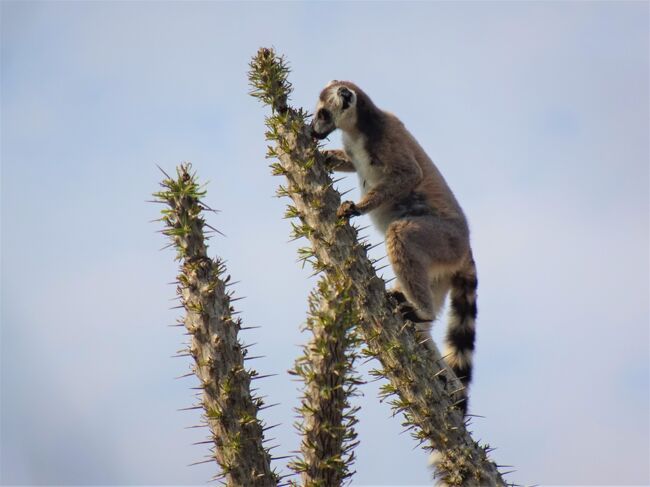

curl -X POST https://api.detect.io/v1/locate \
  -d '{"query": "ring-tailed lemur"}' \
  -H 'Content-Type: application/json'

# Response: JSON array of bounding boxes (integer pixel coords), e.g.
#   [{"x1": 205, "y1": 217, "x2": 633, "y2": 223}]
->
[{"x1": 309, "y1": 80, "x2": 478, "y2": 414}]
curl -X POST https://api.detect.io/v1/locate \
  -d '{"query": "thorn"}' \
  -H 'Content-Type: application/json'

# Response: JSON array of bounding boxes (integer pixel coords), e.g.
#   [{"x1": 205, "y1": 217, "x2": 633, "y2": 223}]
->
[
  {"x1": 399, "y1": 425, "x2": 416, "y2": 435},
  {"x1": 208, "y1": 473, "x2": 227, "y2": 483},
  {"x1": 451, "y1": 398, "x2": 467, "y2": 408},
  {"x1": 359, "y1": 356, "x2": 375, "y2": 366},
  {"x1": 204, "y1": 223, "x2": 226, "y2": 237},
  {"x1": 178, "y1": 405, "x2": 203, "y2": 411},
  {"x1": 437, "y1": 352, "x2": 453, "y2": 362},
  {"x1": 174, "y1": 372, "x2": 195, "y2": 380},
  {"x1": 258, "y1": 402, "x2": 280, "y2": 411},
  {"x1": 197, "y1": 201, "x2": 220, "y2": 214},
  {"x1": 156, "y1": 164, "x2": 172, "y2": 179},
  {"x1": 187, "y1": 458, "x2": 215, "y2": 467},
  {"x1": 251, "y1": 374, "x2": 278, "y2": 380},
  {"x1": 412, "y1": 438, "x2": 428, "y2": 450},
  {"x1": 449, "y1": 386, "x2": 466, "y2": 395},
  {"x1": 192, "y1": 439, "x2": 215, "y2": 445},
  {"x1": 367, "y1": 375, "x2": 385, "y2": 383},
  {"x1": 229, "y1": 296, "x2": 246, "y2": 302}
]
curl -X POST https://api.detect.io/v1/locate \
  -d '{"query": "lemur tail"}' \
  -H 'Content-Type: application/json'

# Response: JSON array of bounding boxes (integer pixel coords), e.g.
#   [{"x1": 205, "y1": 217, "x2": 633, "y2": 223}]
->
[{"x1": 444, "y1": 255, "x2": 478, "y2": 415}]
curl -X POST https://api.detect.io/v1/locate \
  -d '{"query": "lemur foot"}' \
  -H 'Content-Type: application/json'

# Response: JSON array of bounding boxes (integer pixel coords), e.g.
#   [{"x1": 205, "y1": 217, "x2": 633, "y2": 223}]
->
[
  {"x1": 388, "y1": 290, "x2": 431, "y2": 323},
  {"x1": 397, "y1": 302, "x2": 432, "y2": 323},
  {"x1": 322, "y1": 149, "x2": 345, "y2": 166}
]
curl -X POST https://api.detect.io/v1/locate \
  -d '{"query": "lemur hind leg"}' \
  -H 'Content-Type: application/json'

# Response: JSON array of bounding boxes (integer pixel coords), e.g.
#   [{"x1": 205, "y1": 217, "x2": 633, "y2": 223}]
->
[
  {"x1": 386, "y1": 218, "x2": 436, "y2": 322},
  {"x1": 385, "y1": 216, "x2": 467, "y2": 324}
]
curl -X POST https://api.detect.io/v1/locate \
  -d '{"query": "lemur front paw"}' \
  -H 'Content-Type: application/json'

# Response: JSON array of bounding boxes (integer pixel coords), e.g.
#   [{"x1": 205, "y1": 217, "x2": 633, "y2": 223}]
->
[
  {"x1": 387, "y1": 290, "x2": 408, "y2": 305},
  {"x1": 337, "y1": 200, "x2": 361, "y2": 219},
  {"x1": 321, "y1": 150, "x2": 338, "y2": 170}
]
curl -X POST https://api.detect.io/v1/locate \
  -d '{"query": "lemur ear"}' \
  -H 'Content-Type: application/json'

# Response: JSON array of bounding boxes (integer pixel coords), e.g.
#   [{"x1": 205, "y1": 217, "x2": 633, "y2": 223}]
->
[{"x1": 338, "y1": 86, "x2": 354, "y2": 110}]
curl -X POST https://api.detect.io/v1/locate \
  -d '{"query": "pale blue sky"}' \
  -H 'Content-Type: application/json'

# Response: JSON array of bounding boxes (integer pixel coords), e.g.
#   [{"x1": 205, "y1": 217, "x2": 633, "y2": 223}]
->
[{"x1": 2, "y1": 1, "x2": 648, "y2": 485}]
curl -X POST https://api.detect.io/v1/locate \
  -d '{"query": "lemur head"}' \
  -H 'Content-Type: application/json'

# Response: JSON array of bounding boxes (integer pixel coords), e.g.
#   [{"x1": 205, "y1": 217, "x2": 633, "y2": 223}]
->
[{"x1": 310, "y1": 80, "x2": 360, "y2": 140}]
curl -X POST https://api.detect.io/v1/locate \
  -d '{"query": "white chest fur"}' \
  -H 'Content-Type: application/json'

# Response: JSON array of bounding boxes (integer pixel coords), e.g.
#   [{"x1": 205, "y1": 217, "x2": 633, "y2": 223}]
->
[
  {"x1": 342, "y1": 131, "x2": 392, "y2": 234},
  {"x1": 342, "y1": 132, "x2": 380, "y2": 195}
]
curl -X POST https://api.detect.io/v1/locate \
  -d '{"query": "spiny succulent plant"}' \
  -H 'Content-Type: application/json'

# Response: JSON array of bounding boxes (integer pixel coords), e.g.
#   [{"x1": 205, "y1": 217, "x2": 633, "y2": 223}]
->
[
  {"x1": 154, "y1": 164, "x2": 279, "y2": 487},
  {"x1": 288, "y1": 274, "x2": 362, "y2": 486},
  {"x1": 248, "y1": 47, "x2": 508, "y2": 486}
]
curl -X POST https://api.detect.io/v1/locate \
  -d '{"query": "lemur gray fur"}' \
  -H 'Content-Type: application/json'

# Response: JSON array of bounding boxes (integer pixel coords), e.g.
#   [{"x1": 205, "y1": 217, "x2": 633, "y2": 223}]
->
[{"x1": 309, "y1": 80, "x2": 478, "y2": 414}]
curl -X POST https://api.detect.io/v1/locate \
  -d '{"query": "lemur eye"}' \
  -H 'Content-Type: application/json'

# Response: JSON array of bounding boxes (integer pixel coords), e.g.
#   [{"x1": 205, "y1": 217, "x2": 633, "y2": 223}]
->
[
  {"x1": 317, "y1": 108, "x2": 331, "y2": 122},
  {"x1": 338, "y1": 86, "x2": 353, "y2": 109}
]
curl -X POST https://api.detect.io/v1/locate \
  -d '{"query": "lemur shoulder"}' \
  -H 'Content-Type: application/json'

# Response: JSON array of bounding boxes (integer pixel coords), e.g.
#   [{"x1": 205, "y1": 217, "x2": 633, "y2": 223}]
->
[{"x1": 310, "y1": 80, "x2": 478, "y2": 414}]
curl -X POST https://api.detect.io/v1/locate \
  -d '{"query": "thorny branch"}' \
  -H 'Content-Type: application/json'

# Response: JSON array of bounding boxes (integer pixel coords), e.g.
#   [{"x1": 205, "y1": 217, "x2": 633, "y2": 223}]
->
[
  {"x1": 155, "y1": 164, "x2": 279, "y2": 487},
  {"x1": 249, "y1": 47, "x2": 508, "y2": 486}
]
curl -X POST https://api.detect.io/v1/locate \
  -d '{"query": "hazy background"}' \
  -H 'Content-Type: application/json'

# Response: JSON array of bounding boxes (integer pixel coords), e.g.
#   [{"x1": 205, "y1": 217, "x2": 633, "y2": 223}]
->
[{"x1": 2, "y1": 1, "x2": 648, "y2": 485}]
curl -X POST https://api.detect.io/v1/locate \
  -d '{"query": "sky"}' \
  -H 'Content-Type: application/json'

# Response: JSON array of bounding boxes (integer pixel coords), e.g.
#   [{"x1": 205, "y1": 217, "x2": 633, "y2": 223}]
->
[{"x1": 1, "y1": 1, "x2": 648, "y2": 485}]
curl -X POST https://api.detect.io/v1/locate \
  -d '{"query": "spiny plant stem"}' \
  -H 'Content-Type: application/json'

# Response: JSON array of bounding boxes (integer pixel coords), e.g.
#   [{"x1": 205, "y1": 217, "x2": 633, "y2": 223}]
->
[
  {"x1": 249, "y1": 47, "x2": 507, "y2": 487},
  {"x1": 155, "y1": 164, "x2": 278, "y2": 487},
  {"x1": 289, "y1": 275, "x2": 362, "y2": 486}
]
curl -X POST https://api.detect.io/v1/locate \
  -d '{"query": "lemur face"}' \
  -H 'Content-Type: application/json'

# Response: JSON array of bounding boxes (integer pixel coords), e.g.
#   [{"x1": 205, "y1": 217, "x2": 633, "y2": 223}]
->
[{"x1": 310, "y1": 81, "x2": 357, "y2": 140}]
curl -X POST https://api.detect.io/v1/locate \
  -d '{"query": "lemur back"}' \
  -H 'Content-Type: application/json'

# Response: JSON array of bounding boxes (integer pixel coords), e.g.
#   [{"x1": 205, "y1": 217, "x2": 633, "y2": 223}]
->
[{"x1": 310, "y1": 81, "x2": 478, "y2": 414}]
